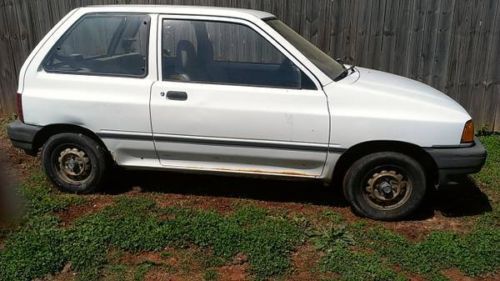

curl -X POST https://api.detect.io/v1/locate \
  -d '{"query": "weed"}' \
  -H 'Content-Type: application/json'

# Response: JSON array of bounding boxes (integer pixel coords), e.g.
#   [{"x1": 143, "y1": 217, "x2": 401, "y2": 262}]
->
[
  {"x1": 203, "y1": 268, "x2": 219, "y2": 281},
  {"x1": 312, "y1": 225, "x2": 355, "y2": 250},
  {"x1": 134, "y1": 262, "x2": 155, "y2": 281},
  {"x1": 322, "y1": 210, "x2": 345, "y2": 224},
  {"x1": 160, "y1": 251, "x2": 172, "y2": 258},
  {"x1": 313, "y1": 225, "x2": 404, "y2": 281}
]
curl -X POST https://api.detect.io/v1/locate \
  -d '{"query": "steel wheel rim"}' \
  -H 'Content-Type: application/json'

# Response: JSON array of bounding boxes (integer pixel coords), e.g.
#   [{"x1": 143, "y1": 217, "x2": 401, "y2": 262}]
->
[
  {"x1": 362, "y1": 166, "x2": 413, "y2": 211},
  {"x1": 54, "y1": 146, "x2": 92, "y2": 185}
]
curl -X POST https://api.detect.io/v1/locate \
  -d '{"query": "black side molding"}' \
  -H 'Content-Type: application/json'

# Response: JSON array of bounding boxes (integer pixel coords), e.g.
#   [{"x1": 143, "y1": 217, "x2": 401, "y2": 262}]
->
[
  {"x1": 7, "y1": 120, "x2": 42, "y2": 155},
  {"x1": 97, "y1": 131, "x2": 348, "y2": 153}
]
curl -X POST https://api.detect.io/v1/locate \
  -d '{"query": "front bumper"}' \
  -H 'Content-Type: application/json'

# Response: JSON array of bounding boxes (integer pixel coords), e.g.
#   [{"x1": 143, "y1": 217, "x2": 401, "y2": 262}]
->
[
  {"x1": 7, "y1": 120, "x2": 42, "y2": 155},
  {"x1": 425, "y1": 137, "x2": 487, "y2": 185}
]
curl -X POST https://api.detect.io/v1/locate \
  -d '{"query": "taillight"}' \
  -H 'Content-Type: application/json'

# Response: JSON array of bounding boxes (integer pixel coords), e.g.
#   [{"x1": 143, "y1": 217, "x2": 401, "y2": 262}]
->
[
  {"x1": 16, "y1": 93, "x2": 24, "y2": 123},
  {"x1": 461, "y1": 120, "x2": 474, "y2": 143}
]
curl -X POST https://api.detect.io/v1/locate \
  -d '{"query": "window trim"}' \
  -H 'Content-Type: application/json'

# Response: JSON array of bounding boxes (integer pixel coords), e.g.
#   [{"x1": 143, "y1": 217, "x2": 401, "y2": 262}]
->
[
  {"x1": 157, "y1": 15, "x2": 320, "y2": 90},
  {"x1": 41, "y1": 12, "x2": 151, "y2": 79}
]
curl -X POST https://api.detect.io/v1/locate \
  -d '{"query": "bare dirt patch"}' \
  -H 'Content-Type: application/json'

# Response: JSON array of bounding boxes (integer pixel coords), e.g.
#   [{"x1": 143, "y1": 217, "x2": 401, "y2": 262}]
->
[
  {"x1": 380, "y1": 214, "x2": 475, "y2": 241},
  {"x1": 143, "y1": 267, "x2": 204, "y2": 281},
  {"x1": 286, "y1": 243, "x2": 335, "y2": 281},
  {"x1": 0, "y1": 129, "x2": 38, "y2": 181},
  {"x1": 120, "y1": 251, "x2": 167, "y2": 266},
  {"x1": 215, "y1": 253, "x2": 250, "y2": 281},
  {"x1": 217, "y1": 263, "x2": 249, "y2": 281},
  {"x1": 143, "y1": 268, "x2": 175, "y2": 281},
  {"x1": 57, "y1": 196, "x2": 114, "y2": 226},
  {"x1": 442, "y1": 268, "x2": 500, "y2": 281},
  {"x1": 153, "y1": 193, "x2": 236, "y2": 214},
  {"x1": 114, "y1": 247, "x2": 207, "y2": 281}
]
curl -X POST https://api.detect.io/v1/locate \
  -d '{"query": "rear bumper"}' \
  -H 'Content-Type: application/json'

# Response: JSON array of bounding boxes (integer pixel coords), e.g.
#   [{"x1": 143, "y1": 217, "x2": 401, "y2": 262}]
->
[
  {"x1": 7, "y1": 120, "x2": 42, "y2": 155},
  {"x1": 425, "y1": 137, "x2": 487, "y2": 185}
]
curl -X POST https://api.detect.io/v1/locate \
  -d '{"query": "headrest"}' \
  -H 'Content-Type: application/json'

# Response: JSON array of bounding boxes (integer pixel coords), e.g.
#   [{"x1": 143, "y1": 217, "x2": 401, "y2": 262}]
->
[{"x1": 176, "y1": 40, "x2": 197, "y2": 70}]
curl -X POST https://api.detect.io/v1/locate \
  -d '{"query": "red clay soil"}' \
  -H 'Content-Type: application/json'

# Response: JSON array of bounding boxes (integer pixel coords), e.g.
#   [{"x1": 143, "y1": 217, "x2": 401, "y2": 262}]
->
[
  {"x1": 216, "y1": 253, "x2": 250, "y2": 281},
  {"x1": 153, "y1": 193, "x2": 236, "y2": 214},
  {"x1": 0, "y1": 129, "x2": 38, "y2": 181},
  {"x1": 442, "y1": 268, "x2": 500, "y2": 281},
  {"x1": 140, "y1": 248, "x2": 205, "y2": 281},
  {"x1": 379, "y1": 214, "x2": 475, "y2": 242},
  {"x1": 404, "y1": 273, "x2": 428, "y2": 281},
  {"x1": 113, "y1": 247, "x2": 233, "y2": 281},
  {"x1": 56, "y1": 196, "x2": 115, "y2": 226},
  {"x1": 119, "y1": 251, "x2": 171, "y2": 267},
  {"x1": 217, "y1": 264, "x2": 249, "y2": 281},
  {"x1": 143, "y1": 269, "x2": 180, "y2": 281},
  {"x1": 286, "y1": 243, "x2": 335, "y2": 281},
  {"x1": 118, "y1": 249, "x2": 252, "y2": 281}
]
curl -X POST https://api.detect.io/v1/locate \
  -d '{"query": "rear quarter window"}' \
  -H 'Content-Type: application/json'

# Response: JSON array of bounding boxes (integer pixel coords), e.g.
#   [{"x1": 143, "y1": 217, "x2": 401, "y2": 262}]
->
[{"x1": 43, "y1": 13, "x2": 150, "y2": 78}]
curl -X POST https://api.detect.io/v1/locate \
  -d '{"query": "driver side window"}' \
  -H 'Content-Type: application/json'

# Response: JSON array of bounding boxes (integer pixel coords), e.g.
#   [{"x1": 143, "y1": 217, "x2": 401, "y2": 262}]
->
[
  {"x1": 43, "y1": 14, "x2": 150, "y2": 77},
  {"x1": 162, "y1": 19, "x2": 316, "y2": 89}
]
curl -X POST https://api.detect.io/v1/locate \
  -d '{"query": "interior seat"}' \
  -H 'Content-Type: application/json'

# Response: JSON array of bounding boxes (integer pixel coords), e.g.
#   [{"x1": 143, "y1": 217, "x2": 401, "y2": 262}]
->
[
  {"x1": 197, "y1": 40, "x2": 228, "y2": 83},
  {"x1": 172, "y1": 40, "x2": 207, "y2": 81}
]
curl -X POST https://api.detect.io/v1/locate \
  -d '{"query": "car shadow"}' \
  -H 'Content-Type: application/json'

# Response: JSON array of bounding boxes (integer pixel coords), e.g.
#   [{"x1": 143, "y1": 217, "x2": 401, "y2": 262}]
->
[
  {"x1": 102, "y1": 168, "x2": 492, "y2": 219},
  {"x1": 410, "y1": 176, "x2": 492, "y2": 220},
  {"x1": 103, "y1": 167, "x2": 348, "y2": 207}
]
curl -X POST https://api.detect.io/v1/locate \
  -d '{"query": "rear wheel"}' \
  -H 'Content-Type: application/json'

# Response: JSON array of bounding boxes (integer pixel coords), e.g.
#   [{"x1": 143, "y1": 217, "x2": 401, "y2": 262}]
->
[
  {"x1": 343, "y1": 152, "x2": 426, "y2": 220},
  {"x1": 41, "y1": 133, "x2": 107, "y2": 194}
]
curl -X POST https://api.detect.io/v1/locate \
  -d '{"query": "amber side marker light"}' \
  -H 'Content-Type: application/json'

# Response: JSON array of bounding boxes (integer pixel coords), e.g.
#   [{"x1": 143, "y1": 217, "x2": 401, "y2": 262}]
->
[{"x1": 461, "y1": 120, "x2": 474, "y2": 143}]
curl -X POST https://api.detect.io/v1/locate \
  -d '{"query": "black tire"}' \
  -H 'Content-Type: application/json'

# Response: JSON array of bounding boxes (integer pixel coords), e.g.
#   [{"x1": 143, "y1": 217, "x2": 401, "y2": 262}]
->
[
  {"x1": 343, "y1": 152, "x2": 426, "y2": 221},
  {"x1": 41, "y1": 133, "x2": 107, "y2": 194}
]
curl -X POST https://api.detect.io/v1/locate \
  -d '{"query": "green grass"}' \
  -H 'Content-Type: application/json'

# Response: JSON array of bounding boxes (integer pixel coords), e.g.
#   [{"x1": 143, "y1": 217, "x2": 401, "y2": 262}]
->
[
  {"x1": 0, "y1": 215, "x2": 66, "y2": 281},
  {"x1": 351, "y1": 225, "x2": 500, "y2": 279},
  {"x1": 0, "y1": 129, "x2": 498, "y2": 281},
  {"x1": 473, "y1": 135, "x2": 500, "y2": 190},
  {"x1": 0, "y1": 196, "x2": 305, "y2": 281},
  {"x1": 19, "y1": 171, "x2": 86, "y2": 217},
  {"x1": 312, "y1": 225, "x2": 405, "y2": 281}
]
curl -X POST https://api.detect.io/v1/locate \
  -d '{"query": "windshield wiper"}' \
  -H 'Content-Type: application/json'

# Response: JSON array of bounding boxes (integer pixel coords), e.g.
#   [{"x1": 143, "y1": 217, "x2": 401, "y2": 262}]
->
[{"x1": 334, "y1": 64, "x2": 356, "y2": 81}]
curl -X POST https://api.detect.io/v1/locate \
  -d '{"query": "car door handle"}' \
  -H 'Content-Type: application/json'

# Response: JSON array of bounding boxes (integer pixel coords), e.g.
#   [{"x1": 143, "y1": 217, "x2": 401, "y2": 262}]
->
[{"x1": 166, "y1": 91, "x2": 187, "y2": 101}]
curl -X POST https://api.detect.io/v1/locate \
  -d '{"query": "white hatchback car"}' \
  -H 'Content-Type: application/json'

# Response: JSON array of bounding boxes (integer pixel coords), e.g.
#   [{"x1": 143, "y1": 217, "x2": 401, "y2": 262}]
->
[{"x1": 7, "y1": 5, "x2": 486, "y2": 220}]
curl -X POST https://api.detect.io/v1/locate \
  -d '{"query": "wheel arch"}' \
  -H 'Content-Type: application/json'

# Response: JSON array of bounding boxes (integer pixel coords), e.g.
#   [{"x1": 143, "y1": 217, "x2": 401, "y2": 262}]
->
[
  {"x1": 331, "y1": 140, "x2": 438, "y2": 188},
  {"x1": 33, "y1": 124, "x2": 110, "y2": 156}
]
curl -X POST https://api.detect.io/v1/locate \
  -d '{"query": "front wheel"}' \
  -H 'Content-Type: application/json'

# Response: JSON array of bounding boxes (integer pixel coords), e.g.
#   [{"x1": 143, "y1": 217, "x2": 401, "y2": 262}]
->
[
  {"x1": 41, "y1": 133, "x2": 108, "y2": 194},
  {"x1": 343, "y1": 152, "x2": 426, "y2": 221}
]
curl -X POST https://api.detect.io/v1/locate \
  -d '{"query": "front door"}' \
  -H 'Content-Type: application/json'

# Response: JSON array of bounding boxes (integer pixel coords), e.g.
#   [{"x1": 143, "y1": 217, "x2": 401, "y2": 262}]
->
[{"x1": 150, "y1": 16, "x2": 330, "y2": 177}]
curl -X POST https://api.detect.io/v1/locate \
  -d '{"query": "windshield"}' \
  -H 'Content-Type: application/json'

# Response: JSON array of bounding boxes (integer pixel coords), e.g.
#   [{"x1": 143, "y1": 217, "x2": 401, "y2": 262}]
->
[{"x1": 266, "y1": 19, "x2": 344, "y2": 82}]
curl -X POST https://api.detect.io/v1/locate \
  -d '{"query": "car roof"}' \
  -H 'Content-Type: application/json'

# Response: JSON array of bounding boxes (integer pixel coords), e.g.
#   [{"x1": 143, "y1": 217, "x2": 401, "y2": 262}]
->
[{"x1": 82, "y1": 5, "x2": 275, "y2": 20}]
